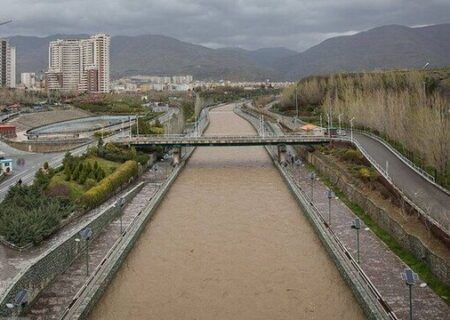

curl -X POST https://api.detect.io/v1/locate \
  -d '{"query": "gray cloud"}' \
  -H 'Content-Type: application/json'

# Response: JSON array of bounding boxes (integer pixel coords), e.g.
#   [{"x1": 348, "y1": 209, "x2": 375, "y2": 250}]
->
[{"x1": 1, "y1": 0, "x2": 450, "y2": 51}]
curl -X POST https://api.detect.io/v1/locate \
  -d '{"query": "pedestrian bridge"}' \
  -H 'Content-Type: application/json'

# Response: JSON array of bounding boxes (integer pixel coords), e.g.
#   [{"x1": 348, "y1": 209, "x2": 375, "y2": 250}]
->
[{"x1": 114, "y1": 134, "x2": 336, "y2": 147}]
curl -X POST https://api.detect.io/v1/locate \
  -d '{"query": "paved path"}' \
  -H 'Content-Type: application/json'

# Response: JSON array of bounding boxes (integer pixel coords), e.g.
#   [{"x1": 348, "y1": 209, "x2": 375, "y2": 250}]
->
[
  {"x1": 354, "y1": 132, "x2": 450, "y2": 234},
  {"x1": 254, "y1": 104, "x2": 450, "y2": 235},
  {"x1": 26, "y1": 168, "x2": 170, "y2": 319},
  {"x1": 285, "y1": 162, "x2": 450, "y2": 320}
]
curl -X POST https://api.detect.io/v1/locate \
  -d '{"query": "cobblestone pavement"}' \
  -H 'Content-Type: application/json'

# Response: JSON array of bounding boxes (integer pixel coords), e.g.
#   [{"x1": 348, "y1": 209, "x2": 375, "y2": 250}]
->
[
  {"x1": 285, "y1": 163, "x2": 450, "y2": 320},
  {"x1": 26, "y1": 168, "x2": 169, "y2": 319}
]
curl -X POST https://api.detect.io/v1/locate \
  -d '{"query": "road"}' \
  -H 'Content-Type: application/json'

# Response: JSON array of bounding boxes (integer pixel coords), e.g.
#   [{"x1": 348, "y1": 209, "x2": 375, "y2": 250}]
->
[
  {"x1": 254, "y1": 102, "x2": 450, "y2": 234},
  {"x1": 354, "y1": 132, "x2": 450, "y2": 233},
  {"x1": 0, "y1": 130, "x2": 128, "y2": 201},
  {"x1": 0, "y1": 141, "x2": 62, "y2": 199}
]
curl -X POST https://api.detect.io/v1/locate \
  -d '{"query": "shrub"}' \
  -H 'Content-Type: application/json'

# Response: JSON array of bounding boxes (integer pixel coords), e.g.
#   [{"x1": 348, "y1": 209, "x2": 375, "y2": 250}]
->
[
  {"x1": 341, "y1": 149, "x2": 364, "y2": 164},
  {"x1": 34, "y1": 168, "x2": 52, "y2": 190},
  {"x1": 136, "y1": 153, "x2": 150, "y2": 166},
  {"x1": 0, "y1": 185, "x2": 76, "y2": 246},
  {"x1": 358, "y1": 167, "x2": 379, "y2": 182},
  {"x1": 85, "y1": 178, "x2": 97, "y2": 190},
  {"x1": 80, "y1": 160, "x2": 138, "y2": 208}
]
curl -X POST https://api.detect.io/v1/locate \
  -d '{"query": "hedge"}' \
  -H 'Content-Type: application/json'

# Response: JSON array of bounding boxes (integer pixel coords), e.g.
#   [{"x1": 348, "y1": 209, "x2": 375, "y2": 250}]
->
[{"x1": 80, "y1": 160, "x2": 138, "y2": 209}]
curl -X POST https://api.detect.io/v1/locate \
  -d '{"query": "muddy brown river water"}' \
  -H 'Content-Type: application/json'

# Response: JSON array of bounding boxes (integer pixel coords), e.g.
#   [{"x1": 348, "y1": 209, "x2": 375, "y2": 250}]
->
[{"x1": 90, "y1": 104, "x2": 365, "y2": 319}]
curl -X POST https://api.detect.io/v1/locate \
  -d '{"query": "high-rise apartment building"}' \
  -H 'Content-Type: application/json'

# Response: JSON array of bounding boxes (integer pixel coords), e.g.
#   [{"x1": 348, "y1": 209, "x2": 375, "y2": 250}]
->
[
  {"x1": 0, "y1": 39, "x2": 16, "y2": 88},
  {"x1": 46, "y1": 34, "x2": 110, "y2": 93},
  {"x1": 21, "y1": 72, "x2": 37, "y2": 88}
]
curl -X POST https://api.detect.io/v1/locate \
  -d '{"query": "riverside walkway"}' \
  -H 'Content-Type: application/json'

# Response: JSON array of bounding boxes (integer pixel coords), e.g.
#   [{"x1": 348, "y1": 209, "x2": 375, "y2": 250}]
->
[
  {"x1": 285, "y1": 162, "x2": 450, "y2": 319},
  {"x1": 26, "y1": 173, "x2": 164, "y2": 319}
]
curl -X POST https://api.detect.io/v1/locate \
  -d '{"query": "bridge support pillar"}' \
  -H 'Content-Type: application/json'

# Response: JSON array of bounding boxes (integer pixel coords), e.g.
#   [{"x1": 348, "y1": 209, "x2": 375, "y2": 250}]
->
[
  {"x1": 278, "y1": 145, "x2": 287, "y2": 166},
  {"x1": 172, "y1": 147, "x2": 181, "y2": 166}
]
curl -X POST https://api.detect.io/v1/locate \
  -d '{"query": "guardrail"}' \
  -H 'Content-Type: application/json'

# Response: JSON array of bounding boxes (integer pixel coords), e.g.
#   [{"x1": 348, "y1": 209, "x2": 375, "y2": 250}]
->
[
  {"x1": 245, "y1": 105, "x2": 450, "y2": 239},
  {"x1": 355, "y1": 130, "x2": 450, "y2": 197},
  {"x1": 349, "y1": 136, "x2": 450, "y2": 240},
  {"x1": 115, "y1": 135, "x2": 332, "y2": 145}
]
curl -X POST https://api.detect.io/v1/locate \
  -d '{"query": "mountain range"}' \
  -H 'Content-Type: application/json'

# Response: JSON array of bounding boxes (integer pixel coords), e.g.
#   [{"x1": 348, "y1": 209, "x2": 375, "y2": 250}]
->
[{"x1": 6, "y1": 23, "x2": 450, "y2": 81}]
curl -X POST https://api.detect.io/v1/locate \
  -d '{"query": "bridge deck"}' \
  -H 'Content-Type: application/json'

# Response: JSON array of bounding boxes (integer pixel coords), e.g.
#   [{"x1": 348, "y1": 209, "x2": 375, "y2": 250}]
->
[{"x1": 115, "y1": 135, "x2": 336, "y2": 146}]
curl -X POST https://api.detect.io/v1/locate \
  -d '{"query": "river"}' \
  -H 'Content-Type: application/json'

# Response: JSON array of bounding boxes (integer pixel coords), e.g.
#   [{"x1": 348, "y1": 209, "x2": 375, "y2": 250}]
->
[{"x1": 90, "y1": 104, "x2": 364, "y2": 319}]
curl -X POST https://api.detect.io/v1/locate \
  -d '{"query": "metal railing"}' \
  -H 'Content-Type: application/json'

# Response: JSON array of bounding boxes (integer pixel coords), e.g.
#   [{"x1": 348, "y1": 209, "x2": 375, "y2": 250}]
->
[
  {"x1": 350, "y1": 137, "x2": 449, "y2": 238},
  {"x1": 355, "y1": 130, "x2": 450, "y2": 197},
  {"x1": 284, "y1": 168, "x2": 399, "y2": 320}
]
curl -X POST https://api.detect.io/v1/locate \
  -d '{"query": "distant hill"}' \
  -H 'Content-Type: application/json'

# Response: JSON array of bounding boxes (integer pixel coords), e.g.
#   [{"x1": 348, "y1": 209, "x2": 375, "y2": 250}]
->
[
  {"x1": 8, "y1": 34, "x2": 292, "y2": 81},
  {"x1": 110, "y1": 35, "x2": 284, "y2": 80},
  {"x1": 6, "y1": 23, "x2": 450, "y2": 81},
  {"x1": 276, "y1": 24, "x2": 450, "y2": 79}
]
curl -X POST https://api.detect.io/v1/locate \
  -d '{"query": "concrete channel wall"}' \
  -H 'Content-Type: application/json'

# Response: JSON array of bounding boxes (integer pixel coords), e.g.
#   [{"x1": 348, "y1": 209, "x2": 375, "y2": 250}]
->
[
  {"x1": 307, "y1": 152, "x2": 450, "y2": 286},
  {"x1": 0, "y1": 182, "x2": 145, "y2": 317},
  {"x1": 235, "y1": 107, "x2": 394, "y2": 320}
]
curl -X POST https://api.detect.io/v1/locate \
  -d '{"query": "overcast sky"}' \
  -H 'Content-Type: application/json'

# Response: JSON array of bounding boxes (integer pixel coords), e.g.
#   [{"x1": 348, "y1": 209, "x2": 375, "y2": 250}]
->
[{"x1": 1, "y1": 0, "x2": 450, "y2": 51}]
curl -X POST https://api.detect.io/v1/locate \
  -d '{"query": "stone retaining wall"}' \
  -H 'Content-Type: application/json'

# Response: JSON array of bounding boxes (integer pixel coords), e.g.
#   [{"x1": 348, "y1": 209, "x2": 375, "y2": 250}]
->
[
  {"x1": 2, "y1": 138, "x2": 89, "y2": 153},
  {"x1": 0, "y1": 182, "x2": 145, "y2": 317},
  {"x1": 306, "y1": 151, "x2": 450, "y2": 285}
]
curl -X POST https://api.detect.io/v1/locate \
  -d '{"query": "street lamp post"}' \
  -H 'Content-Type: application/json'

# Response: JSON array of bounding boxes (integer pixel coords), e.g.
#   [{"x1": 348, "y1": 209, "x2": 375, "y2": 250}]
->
[
  {"x1": 309, "y1": 172, "x2": 316, "y2": 202},
  {"x1": 338, "y1": 114, "x2": 343, "y2": 135},
  {"x1": 79, "y1": 227, "x2": 93, "y2": 276},
  {"x1": 401, "y1": 268, "x2": 418, "y2": 320},
  {"x1": 350, "y1": 117, "x2": 355, "y2": 142},
  {"x1": 117, "y1": 197, "x2": 125, "y2": 234},
  {"x1": 327, "y1": 190, "x2": 335, "y2": 226},
  {"x1": 351, "y1": 218, "x2": 361, "y2": 263}
]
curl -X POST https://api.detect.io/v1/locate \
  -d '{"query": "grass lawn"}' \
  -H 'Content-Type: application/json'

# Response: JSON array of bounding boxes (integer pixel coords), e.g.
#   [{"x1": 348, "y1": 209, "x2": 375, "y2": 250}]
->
[
  {"x1": 47, "y1": 174, "x2": 85, "y2": 200},
  {"x1": 84, "y1": 156, "x2": 120, "y2": 175},
  {"x1": 48, "y1": 156, "x2": 121, "y2": 201}
]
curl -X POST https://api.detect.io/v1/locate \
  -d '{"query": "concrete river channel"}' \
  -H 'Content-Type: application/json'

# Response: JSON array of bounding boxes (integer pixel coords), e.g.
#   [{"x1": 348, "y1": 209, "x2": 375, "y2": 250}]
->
[{"x1": 90, "y1": 104, "x2": 364, "y2": 319}]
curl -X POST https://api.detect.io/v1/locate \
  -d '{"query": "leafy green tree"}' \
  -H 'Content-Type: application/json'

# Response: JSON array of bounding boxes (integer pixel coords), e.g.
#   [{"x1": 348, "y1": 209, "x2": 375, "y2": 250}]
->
[{"x1": 34, "y1": 169, "x2": 51, "y2": 190}]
